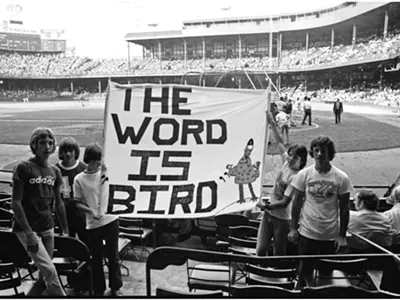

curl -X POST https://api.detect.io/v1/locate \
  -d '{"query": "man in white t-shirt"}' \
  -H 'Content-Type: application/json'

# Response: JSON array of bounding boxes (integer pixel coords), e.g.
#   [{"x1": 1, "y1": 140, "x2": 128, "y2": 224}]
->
[
  {"x1": 74, "y1": 144, "x2": 123, "y2": 297},
  {"x1": 275, "y1": 110, "x2": 290, "y2": 145},
  {"x1": 287, "y1": 136, "x2": 353, "y2": 288}
]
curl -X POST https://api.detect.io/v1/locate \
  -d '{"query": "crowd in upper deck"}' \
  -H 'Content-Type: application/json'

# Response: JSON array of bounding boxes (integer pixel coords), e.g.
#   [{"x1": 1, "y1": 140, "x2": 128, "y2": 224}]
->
[{"x1": 0, "y1": 29, "x2": 400, "y2": 77}]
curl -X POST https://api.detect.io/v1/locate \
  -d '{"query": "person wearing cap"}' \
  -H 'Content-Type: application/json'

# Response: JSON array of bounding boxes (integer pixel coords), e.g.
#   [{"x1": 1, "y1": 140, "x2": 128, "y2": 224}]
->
[{"x1": 333, "y1": 98, "x2": 343, "y2": 124}]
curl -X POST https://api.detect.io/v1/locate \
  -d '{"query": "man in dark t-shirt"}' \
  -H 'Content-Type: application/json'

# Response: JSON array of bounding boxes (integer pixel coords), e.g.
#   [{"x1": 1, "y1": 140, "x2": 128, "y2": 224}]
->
[{"x1": 11, "y1": 127, "x2": 68, "y2": 296}]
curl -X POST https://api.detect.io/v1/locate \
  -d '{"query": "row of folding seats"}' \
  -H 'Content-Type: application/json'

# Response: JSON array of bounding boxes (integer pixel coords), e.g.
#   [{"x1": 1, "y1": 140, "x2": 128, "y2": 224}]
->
[
  {"x1": 155, "y1": 284, "x2": 400, "y2": 298},
  {"x1": 187, "y1": 212, "x2": 387, "y2": 295}
]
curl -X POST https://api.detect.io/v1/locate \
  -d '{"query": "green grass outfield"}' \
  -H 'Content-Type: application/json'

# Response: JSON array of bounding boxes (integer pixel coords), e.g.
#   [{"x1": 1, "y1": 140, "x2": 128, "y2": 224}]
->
[{"x1": 1, "y1": 104, "x2": 400, "y2": 154}]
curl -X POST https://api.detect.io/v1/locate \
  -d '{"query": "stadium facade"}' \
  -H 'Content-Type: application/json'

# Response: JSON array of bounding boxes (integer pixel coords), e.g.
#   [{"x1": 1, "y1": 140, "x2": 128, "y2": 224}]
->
[{"x1": 1, "y1": 1, "x2": 400, "y2": 96}]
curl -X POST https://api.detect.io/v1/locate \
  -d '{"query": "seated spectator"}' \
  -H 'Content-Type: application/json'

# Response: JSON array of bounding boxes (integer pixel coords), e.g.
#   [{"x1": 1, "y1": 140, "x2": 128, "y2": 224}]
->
[
  {"x1": 348, "y1": 190, "x2": 400, "y2": 250},
  {"x1": 384, "y1": 186, "x2": 400, "y2": 231},
  {"x1": 348, "y1": 190, "x2": 400, "y2": 294}
]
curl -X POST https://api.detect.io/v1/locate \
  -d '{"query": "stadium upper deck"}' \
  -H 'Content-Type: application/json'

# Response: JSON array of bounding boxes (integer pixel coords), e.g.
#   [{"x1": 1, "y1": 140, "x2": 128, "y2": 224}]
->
[
  {"x1": 2, "y1": 2, "x2": 400, "y2": 96},
  {"x1": 125, "y1": 2, "x2": 399, "y2": 64}
]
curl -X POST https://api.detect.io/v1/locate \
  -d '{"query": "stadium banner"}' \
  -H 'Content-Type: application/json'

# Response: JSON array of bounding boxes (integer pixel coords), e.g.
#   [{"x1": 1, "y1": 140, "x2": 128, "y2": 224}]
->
[{"x1": 102, "y1": 82, "x2": 268, "y2": 219}]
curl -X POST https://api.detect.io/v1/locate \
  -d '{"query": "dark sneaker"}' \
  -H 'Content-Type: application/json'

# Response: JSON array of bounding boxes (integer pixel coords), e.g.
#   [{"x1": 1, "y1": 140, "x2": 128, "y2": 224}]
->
[{"x1": 111, "y1": 289, "x2": 124, "y2": 297}]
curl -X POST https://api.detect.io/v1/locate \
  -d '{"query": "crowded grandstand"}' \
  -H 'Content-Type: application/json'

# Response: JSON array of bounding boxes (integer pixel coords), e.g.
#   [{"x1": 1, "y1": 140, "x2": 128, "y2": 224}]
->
[
  {"x1": 2, "y1": 1, "x2": 400, "y2": 298},
  {"x1": 1, "y1": 2, "x2": 400, "y2": 108}
]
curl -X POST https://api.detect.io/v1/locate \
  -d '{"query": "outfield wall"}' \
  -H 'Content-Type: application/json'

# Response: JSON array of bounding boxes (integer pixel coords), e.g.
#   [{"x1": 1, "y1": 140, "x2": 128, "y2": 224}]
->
[{"x1": 0, "y1": 95, "x2": 105, "y2": 102}]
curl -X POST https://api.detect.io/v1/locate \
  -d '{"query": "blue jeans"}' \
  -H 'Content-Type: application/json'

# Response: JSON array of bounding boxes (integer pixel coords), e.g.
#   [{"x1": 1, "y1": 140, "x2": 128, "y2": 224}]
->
[
  {"x1": 256, "y1": 212, "x2": 290, "y2": 256},
  {"x1": 15, "y1": 229, "x2": 66, "y2": 296},
  {"x1": 297, "y1": 234, "x2": 335, "y2": 288},
  {"x1": 88, "y1": 219, "x2": 123, "y2": 295}
]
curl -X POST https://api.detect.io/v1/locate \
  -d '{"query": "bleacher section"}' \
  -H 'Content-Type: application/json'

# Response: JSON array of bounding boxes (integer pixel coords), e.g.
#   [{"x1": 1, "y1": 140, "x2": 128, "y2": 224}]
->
[{"x1": 0, "y1": 29, "x2": 400, "y2": 77}]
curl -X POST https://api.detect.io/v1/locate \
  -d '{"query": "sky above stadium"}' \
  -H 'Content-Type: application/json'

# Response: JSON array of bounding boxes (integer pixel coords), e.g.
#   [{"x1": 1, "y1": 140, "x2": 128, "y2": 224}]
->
[{"x1": 2, "y1": 0, "x2": 352, "y2": 58}]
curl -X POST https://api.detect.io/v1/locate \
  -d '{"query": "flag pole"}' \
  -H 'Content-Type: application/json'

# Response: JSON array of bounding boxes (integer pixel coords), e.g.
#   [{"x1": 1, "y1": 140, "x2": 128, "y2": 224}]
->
[{"x1": 259, "y1": 84, "x2": 271, "y2": 203}]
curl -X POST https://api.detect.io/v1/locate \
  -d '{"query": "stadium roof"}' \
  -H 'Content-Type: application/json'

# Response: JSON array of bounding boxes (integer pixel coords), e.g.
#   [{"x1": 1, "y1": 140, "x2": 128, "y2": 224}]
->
[
  {"x1": 125, "y1": 2, "x2": 389, "y2": 42},
  {"x1": 181, "y1": 1, "x2": 354, "y2": 24}
]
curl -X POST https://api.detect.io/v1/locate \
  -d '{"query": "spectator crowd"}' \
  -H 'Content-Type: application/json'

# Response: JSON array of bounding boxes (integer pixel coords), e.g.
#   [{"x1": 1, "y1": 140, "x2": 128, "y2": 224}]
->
[{"x1": 0, "y1": 30, "x2": 400, "y2": 77}]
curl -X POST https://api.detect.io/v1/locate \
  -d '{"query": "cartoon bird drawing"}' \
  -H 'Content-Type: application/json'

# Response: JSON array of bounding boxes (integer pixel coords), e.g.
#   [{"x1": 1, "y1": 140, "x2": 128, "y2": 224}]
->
[{"x1": 226, "y1": 138, "x2": 261, "y2": 203}]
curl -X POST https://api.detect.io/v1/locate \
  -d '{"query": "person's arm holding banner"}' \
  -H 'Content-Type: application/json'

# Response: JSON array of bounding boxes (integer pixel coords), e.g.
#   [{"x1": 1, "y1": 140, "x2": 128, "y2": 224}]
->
[
  {"x1": 266, "y1": 111, "x2": 285, "y2": 157},
  {"x1": 256, "y1": 112, "x2": 286, "y2": 210}
]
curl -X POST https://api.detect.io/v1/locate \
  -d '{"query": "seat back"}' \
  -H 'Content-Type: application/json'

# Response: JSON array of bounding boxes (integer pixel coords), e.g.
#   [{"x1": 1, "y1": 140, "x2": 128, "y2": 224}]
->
[
  {"x1": 303, "y1": 285, "x2": 381, "y2": 298},
  {"x1": 54, "y1": 235, "x2": 91, "y2": 262},
  {"x1": 314, "y1": 258, "x2": 368, "y2": 287},
  {"x1": 215, "y1": 213, "x2": 249, "y2": 227},
  {"x1": 119, "y1": 226, "x2": 145, "y2": 236},
  {"x1": 193, "y1": 217, "x2": 216, "y2": 233},
  {"x1": 0, "y1": 208, "x2": 13, "y2": 229},
  {"x1": 156, "y1": 286, "x2": 223, "y2": 297},
  {"x1": 245, "y1": 264, "x2": 297, "y2": 289},
  {"x1": 246, "y1": 264, "x2": 297, "y2": 279},
  {"x1": 53, "y1": 236, "x2": 92, "y2": 295},
  {"x1": 118, "y1": 217, "x2": 145, "y2": 228},
  {"x1": 0, "y1": 262, "x2": 24, "y2": 296},
  {"x1": 118, "y1": 217, "x2": 148, "y2": 236},
  {"x1": 317, "y1": 258, "x2": 367, "y2": 274},
  {"x1": 0, "y1": 169, "x2": 12, "y2": 197},
  {"x1": 258, "y1": 258, "x2": 298, "y2": 270},
  {"x1": 348, "y1": 231, "x2": 391, "y2": 250},
  {"x1": 0, "y1": 219, "x2": 12, "y2": 229},
  {"x1": 229, "y1": 225, "x2": 258, "y2": 239},
  {"x1": 228, "y1": 236, "x2": 257, "y2": 255},
  {"x1": 215, "y1": 214, "x2": 249, "y2": 242},
  {"x1": 248, "y1": 219, "x2": 261, "y2": 229},
  {"x1": 0, "y1": 230, "x2": 31, "y2": 266},
  {"x1": 118, "y1": 217, "x2": 152, "y2": 243},
  {"x1": 230, "y1": 284, "x2": 301, "y2": 298},
  {"x1": 0, "y1": 208, "x2": 13, "y2": 220}
]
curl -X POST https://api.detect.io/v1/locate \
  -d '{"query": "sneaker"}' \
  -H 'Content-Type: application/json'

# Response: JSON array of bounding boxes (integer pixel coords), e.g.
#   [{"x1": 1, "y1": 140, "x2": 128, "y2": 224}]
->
[
  {"x1": 105, "y1": 289, "x2": 124, "y2": 297},
  {"x1": 111, "y1": 289, "x2": 124, "y2": 297}
]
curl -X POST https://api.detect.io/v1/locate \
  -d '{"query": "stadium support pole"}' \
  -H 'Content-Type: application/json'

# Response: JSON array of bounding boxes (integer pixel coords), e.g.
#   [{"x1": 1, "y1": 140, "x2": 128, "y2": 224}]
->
[
  {"x1": 238, "y1": 36, "x2": 242, "y2": 60},
  {"x1": 183, "y1": 40, "x2": 187, "y2": 69},
  {"x1": 244, "y1": 71, "x2": 256, "y2": 90},
  {"x1": 269, "y1": 16, "x2": 273, "y2": 70},
  {"x1": 158, "y1": 42, "x2": 162, "y2": 70},
  {"x1": 305, "y1": 32, "x2": 309, "y2": 60},
  {"x1": 263, "y1": 71, "x2": 280, "y2": 96},
  {"x1": 98, "y1": 81, "x2": 101, "y2": 98},
  {"x1": 259, "y1": 84, "x2": 272, "y2": 201},
  {"x1": 202, "y1": 38, "x2": 206, "y2": 70},
  {"x1": 384, "y1": 9, "x2": 389, "y2": 42},
  {"x1": 127, "y1": 42, "x2": 131, "y2": 73}
]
